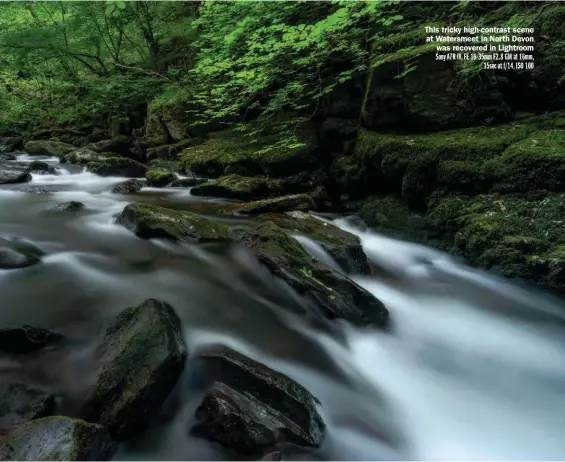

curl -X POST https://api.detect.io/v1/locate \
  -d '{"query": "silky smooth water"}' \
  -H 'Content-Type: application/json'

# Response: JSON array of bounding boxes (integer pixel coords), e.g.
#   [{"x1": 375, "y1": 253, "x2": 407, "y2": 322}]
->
[{"x1": 1, "y1": 154, "x2": 565, "y2": 460}]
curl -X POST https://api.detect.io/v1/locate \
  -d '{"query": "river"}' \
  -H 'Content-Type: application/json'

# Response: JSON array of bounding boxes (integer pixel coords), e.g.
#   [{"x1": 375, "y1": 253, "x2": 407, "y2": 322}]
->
[{"x1": 1, "y1": 153, "x2": 565, "y2": 460}]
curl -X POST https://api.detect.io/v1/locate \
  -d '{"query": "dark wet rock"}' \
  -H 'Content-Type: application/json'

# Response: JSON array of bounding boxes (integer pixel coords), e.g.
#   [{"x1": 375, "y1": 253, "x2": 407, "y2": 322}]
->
[
  {"x1": 79, "y1": 299, "x2": 187, "y2": 440},
  {"x1": 116, "y1": 204, "x2": 229, "y2": 243},
  {"x1": 237, "y1": 222, "x2": 388, "y2": 327},
  {"x1": 190, "y1": 348, "x2": 325, "y2": 456},
  {"x1": 85, "y1": 136, "x2": 132, "y2": 157},
  {"x1": 0, "y1": 416, "x2": 116, "y2": 461},
  {"x1": 145, "y1": 169, "x2": 177, "y2": 187},
  {"x1": 0, "y1": 247, "x2": 40, "y2": 269},
  {"x1": 86, "y1": 157, "x2": 148, "y2": 178},
  {"x1": 111, "y1": 179, "x2": 143, "y2": 194},
  {"x1": 190, "y1": 174, "x2": 270, "y2": 201},
  {"x1": 24, "y1": 140, "x2": 75, "y2": 158},
  {"x1": 0, "y1": 374, "x2": 55, "y2": 434},
  {"x1": 264, "y1": 211, "x2": 371, "y2": 275},
  {"x1": 239, "y1": 194, "x2": 315, "y2": 215},
  {"x1": 0, "y1": 326, "x2": 62, "y2": 354},
  {"x1": 60, "y1": 148, "x2": 116, "y2": 165},
  {"x1": 27, "y1": 160, "x2": 58, "y2": 175},
  {"x1": 0, "y1": 137, "x2": 23, "y2": 152},
  {"x1": 259, "y1": 443, "x2": 324, "y2": 461},
  {"x1": 146, "y1": 138, "x2": 206, "y2": 162},
  {"x1": 22, "y1": 185, "x2": 68, "y2": 194},
  {"x1": 169, "y1": 177, "x2": 207, "y2": 188},
  {"x1": 0, "y1": 164, "x2": 31, "y2": 185},
  {"x1": 56, "y1": 201, "x2": 85, "y2": 212},
  {"x1": 0, "y1": 154, "x2": 16, "y2": 162}
]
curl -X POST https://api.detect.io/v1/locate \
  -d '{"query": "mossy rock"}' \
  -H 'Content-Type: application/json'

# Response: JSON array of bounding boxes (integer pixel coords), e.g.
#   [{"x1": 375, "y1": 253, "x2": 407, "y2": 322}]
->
[
  {"x1": 116, "y1": 204, "x2": 230, "y2": 243},
  {"x1": 237, "y1": 222, "x2": 388, "y2": 327},
  {"x1": 84, "y1": 136, "x2": 132, "y2": 157},
  {"x1": 80, "y1": 299, "x2": 187, "y2": 440},
  {"x1": 146, "y1": 138, "x2": 206, "y2": 162},
  {"x1": 169, "y1": 177, "x2": 207, "y2": 188},
  {"x1": 238, "y1": 194, "x2": 315, "y2": 215},
  {"x1": 60, "y1": 149, "x2": 116, "y2": 166},
  {"x1": 27, "y1": 160, "x2": 57, "y2": 175},
  {"x1": 179, "y1": 123, "x2": 318, "y2": 178},
  {"x1": 261, "y1": 211, "x2": 371, "y2": 275},
  {"x1": 86, "y1": 157, "x2": 148, "y2": 178},
  {"x1": 56, "y1": 201, "x2": 85, "y2": 212},
  {"x1": 24, "y1": 140, "x2": 76, "y2": 158},
  {"x1": 191, "y1": 347, "x2": 325, "y2": 456},
  {"x1": 358, "y1": 196, "x2": 427, "y2": 235},
  {"x1": 145, "y1": 169, "x2": 177, "y2": 187},
  {"x1": 110, "y1": 179, "x2": 143, "y2": 194},
  {"x1": 0, "y1": 416, "x2": 116, "y2": 461},
  {"x1": 190, "y1": 174, "x2": 271, "y2": 201}
]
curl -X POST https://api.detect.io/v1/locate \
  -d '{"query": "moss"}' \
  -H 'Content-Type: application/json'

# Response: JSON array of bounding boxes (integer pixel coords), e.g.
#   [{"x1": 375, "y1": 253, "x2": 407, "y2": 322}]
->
[
  {"x1": 191, "y1": 174, "x2": 271, "y2": 201},
  {"x1": 238, "y1": 194, "x2": 314, "y2": 215},
  {"x1": 145, "y1": 169, "x2": 176, "y2": 187},
  {"x1": 358, "y1": 195, "x2": 426, "y2": 232}
]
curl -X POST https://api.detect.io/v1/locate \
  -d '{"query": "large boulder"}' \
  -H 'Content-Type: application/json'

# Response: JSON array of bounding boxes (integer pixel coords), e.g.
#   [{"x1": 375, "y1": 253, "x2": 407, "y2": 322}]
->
[
  {"x1": 169, "y1": 177, "x2": 207, "y2": 188},
  {"x1": 190, "y1": 174, "x2": 270, "y2": 201},
  {"x1": 0, "y1": 326, "x2": 62, "y2": 354},
  {"x1": 0, "y1": 374, "x2": 55, "y2": 434},
  {"x1": 84, "y1": 136, "x2": 132, "y2": 157},
  {"x1": 86, "y1": 157, "x2": 148, "y2": 178},
  {"x1": 146, "y1": 138, "x2": 206, "y2": 162},
  {"x1": 238, "y1": 194, "x2": 315, "y2": 215},
  {"x1": 264, "y1": 211, "x2": 371, "y2": 275},
  {"x1": 145, "y1": 169, "x2": 177, "y2": 187},
  {"x1": 190, "y1": 348, "x2": 325, "y2": 456},
  {"x1": 0, "y1": 137, "x2": 23, "y2": 152},
  {"x1": 116, "y1": 204, "x2": 229, "y2": 243},
  {"x1": 0, "y1": 416, "x2": 116, "y2": 461},
  {"x1": 110, "y1": 179, "x2": 143, "y2": 194},
  {"x1": 60, "y1": 148, "x2": 116, "y2": 166},
  {"x1": 237, "y1": 222, "x2": 389, "y2": 327},
  {"x1": 27, "y1": 160, "x2": 57, "y2": 175},
  {"x1": 0, "y1": 164, "x2": 31, "y2": 185},
  {"x1": 24, "y1": 140, "x2": 75, "y2": 158},
  {"x1": 79, "y1": 299, "x2": 187, "y2": 440}
]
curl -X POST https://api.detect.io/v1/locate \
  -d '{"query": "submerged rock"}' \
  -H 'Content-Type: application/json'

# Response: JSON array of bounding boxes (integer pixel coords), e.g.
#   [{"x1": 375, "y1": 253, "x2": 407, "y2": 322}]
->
[
  {"x1": 0, "y1": 416, "x2": 116, "y2": 461},
  {"x1": 0, "y1": 374, "x2": 55, "y2": 434},
  {"x1": 0, "y1": 247, "x2": 40, "y2": 269},
  {"x1": 111, "y1": 179, "x2": 143, "y2": 194},
  {"x1": 80, "y1": 299, "x2": 187, "y2": 440},
  {"x1": 237, "y1": 222, "x2": 388, "y2": 327},
  {"x1": 238, "y1": 194, "x2": 314, "y2": 215},
  {"x1": 56, "y1": 201, "x2": 85, "y2": 212},
  {"x1": 190, "y1": 348, "x2": 325, "y2": 456},
  {"x1": 116, "y1": 204, "x2": 229, "y2": 243},
  {"x1": 86, "y1": 157, "x2": 148, "y2": 178},
  {"x1": 0, "y1": 326, "x2": 62, "y2": 354},
  {"x1": 190, "y1": 174, "x2": 270, "y2": 200},
  {"x1": 22, "y1": 185, "x2": 68, "y2": 194},
  {"x1": 24, "y1": 140, "x2": 75, "y2": 158},
  {"x1": 0, "y1": 164, "x2": 31, "y2": 185},
  {"x1": 145, "y1": 169, "x2": 177, "y2": 187}
]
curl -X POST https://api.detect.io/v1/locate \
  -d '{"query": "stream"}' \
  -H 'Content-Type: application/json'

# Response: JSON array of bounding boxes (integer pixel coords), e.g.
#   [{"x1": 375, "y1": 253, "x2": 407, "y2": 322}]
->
[{"x1": 1, "y1": 153, "x2": 565, "y2": 460}]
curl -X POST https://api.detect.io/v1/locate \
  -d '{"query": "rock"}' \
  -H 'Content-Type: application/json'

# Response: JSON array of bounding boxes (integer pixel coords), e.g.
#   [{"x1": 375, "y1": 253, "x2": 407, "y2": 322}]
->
[
  {"x1": 190, "y1": 348, "x2": 325, "y2": 456},
  {"x1": 0, "y1": 154, "x2": 16, "y2": 162},
  {"x1": 190, "y1": 174, "x2": 270, "y2": 201},
  {"x1": 237, "y1": 222, "x2": 389, "y2": 327},
  {"x1": 146, "y1": 138, "x2": 206, "y2": 162},
  {"x1": 24, "y1": 140, "x2": 75, "y2": 158},
  {"x1": 79, "y1": 299, "x2": 187, "y2": 440},
  {"x1": 145, "y1": 169, "x2": 177, "y2": 187},
  {"x1": 0, "y1": 326, "x2": 62, "y2": 354},
  {"x1": 263, "y1": 212, "x2": 371, "y2": 275},
  {"x1": 0, "y1": 416, "x2": 116, "y2": 461},
  {"x1": 86, "y1": 157, "x2": 148, "y2": 178},
  {"x1": 0, "y1": 137, "x2": 23, "y2": 152},
  {"x1": 22, "y1": 185, "x2": 68, "y2": 194},
  {"x1": 110, "y1": 179, "x2": 143, "y2": 194},
  {"x1": 0, "y1": 247, "x2": 40, "y2": 269},
  {"x1": 109, "y1": 116, "x2": 131, "y2": 138},
  {"x1": 116, "y1": 204, "x2": 229, "y2": 243},
  {"x1": 27, "y1": 160, "x2": 57, "y2": 175},
  {"x1": 56, "y1": 201, "x2": 85, "y2": 212},
  {"x1": 60, "y1": 148, "x2": 116, "y2": 165},
  {"x1": 84, "y1": 136, "x2": 132, "y2": 157},
  {"x1": 169, "y1": 178, "x2": 207, "y2": 188},
  {"x1": 238, "y1": 194, "x2": 315, "y2": 215},
  {"x1": 0, "y1": 374, "x2": 55, "y2": 434},
  {"x1": 0, "y1": 164, "x2": 31, "y2": 185}
]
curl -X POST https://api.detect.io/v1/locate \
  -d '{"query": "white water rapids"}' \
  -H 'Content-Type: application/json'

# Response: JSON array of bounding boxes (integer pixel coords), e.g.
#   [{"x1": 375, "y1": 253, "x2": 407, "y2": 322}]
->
[{"x1": 1, "y1": 154, "x2": 564, "y2": 460}]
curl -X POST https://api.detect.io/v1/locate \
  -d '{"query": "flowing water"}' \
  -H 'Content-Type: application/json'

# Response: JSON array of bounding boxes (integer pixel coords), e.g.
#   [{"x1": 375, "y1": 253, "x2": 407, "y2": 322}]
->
[{"x1": 1, "y1": 154, "x2": 565, "y2": 460}]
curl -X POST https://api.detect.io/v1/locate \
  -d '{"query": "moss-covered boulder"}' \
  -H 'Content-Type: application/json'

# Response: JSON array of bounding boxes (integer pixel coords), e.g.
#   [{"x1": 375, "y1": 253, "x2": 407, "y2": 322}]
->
[
  {"x1": 84, "y1": 136, "x2": 132, "y2": 157},
  {"x1": 190, "y1": 347, "x2": 325, "y2": 456},
  {"x1": 146, "y1": 138, "x2": 206, "y2": 162},
  {"x1": 358, "y1": 196, "x2": 427, "y2": 236},
  {"x1": 0, "y1": 374, "x2": 55, "y2": 434},
  {"x1": 190, "y1": 174, "x2": 270, "y2": 201},
  {"x1": 60, "y1": 148, "x2": 116, "y2": 166},
  {"x1": 0, "y1": 326, "x2": 62, "y2": 354},
  {"x1": 179, "y1": 124, "x2": 318, "y2": 178},
  {"x1": 238, "y1": 194, "x2": 315, "y2": 215},
  {"x1": 110, "y1": 179, "x2": 143, "y2": 194},
  {"x1": 0, "y1": 416, "x2": 116, "y2": 460},
  {"x1": 116, "y1": 204, "x2": 229, "y2": 243},
  {"x1": 145, "y1": 169, "x2": 177, "y2": 187},
  {"x1": 169, "y1": 177, "x2": 207, "y2": 188},
  {"x1": 80, "y1": 299, "x2": 187, "y2": 440},
  {"x1": 262, "y1": 211, "x2": 371, "y2": 275},
  {"x1": 86, "y1": 157, "x2": 148, "y2": 178},
  {"x1": 27, "y1": 160, "x2": 57, "y2": 175},
  {"x1": 24, "y1": 140, "x2": 76, "y2": 158},
  {"x1": 237, "y1": 222, "x2": 388, "y2": 327},
  {"x1": 0, "y1": 164, "x2": 31, "y2": 185}
]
